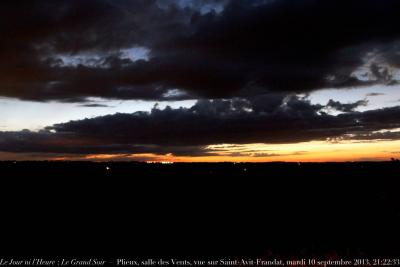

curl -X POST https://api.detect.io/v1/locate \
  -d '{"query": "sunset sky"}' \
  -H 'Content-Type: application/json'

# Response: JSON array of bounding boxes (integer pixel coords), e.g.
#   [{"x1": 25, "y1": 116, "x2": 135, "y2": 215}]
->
[{"x1": 1, "y1": 0, "x2": 400, "y2": 162}]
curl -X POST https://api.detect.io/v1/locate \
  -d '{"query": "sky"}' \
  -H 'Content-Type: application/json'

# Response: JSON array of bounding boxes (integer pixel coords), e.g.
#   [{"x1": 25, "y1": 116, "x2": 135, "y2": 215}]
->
[{"x1": 1, "y1": 0, "x2": 400, "y2": 162}]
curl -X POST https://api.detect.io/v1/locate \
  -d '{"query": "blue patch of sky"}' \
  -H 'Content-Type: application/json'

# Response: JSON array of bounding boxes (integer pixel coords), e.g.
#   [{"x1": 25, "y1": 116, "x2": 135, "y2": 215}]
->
[
  {"x1": 308, "y1": 85, "x2": 400, "y2": 112},
  {"x1": 0, "y1": 97, "x2": 195, "y2": 131}
]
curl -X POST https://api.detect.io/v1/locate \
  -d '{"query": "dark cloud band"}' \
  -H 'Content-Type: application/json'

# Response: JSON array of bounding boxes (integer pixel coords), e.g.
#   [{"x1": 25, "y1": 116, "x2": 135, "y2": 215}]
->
[
  {"x1": 1, "y1": 96, "x2": 400, "y2": 156},
  {"x1": 1, "y1": 0, "x2": 400, "y2": 102}
]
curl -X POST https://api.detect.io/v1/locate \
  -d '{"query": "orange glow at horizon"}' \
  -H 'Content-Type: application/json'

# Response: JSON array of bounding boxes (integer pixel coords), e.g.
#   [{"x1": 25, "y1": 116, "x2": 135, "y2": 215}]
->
[
  {"x1": 6, "y1": 139, "x2": 397, "y2": 162},
  {"x1": 121, "y1": 140, "x2": 399, "y2": 163},
  {"x1": 0, "y1": 140, "x2": 399, "y2": 162}
]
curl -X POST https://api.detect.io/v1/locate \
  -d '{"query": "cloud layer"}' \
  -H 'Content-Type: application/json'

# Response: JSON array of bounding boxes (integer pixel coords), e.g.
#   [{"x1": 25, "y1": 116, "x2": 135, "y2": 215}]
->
[
  {"x1": 1, "y1": 95, "x2": 400, "y2": 156},
  {"x1": 1, "y1": 0, "x2": 400, "y2": 102}
]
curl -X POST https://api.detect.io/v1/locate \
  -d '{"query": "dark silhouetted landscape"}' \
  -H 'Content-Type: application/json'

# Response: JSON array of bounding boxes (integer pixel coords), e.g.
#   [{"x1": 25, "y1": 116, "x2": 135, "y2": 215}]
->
[{"x1": 1, "y1": 161, "x2": 399, "y2": 258}]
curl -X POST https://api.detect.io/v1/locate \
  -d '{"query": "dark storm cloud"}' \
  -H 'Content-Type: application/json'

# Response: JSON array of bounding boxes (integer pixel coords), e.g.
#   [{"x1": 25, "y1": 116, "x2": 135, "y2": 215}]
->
[
  {"x1": 39, "y1": 97, "x2": 400, "y2": 146},
  {"x1": 0, "y1": 130, "x2": 210, "y2": 156},
  {"x1": 0, "y1": 0, "x2": 195, "y2": 101},
  {"x1": 78, "y1": 103, "x2": 113, "y2": 108},
  {"x1": 1, "y1": 0, "x2": 400, "y2": 102},
  {"x1": 341, "y1": 130, "x2": 400, "y2": 141},
  {"x1": 326, "y1": 99, "x2": 368, "y2": 112},
  {"x1": 366, "y1": 93, "x2": 385, "y2": 97},
  {"x1": 1, "y1": 96, "x2": 400, "y2": 155}
]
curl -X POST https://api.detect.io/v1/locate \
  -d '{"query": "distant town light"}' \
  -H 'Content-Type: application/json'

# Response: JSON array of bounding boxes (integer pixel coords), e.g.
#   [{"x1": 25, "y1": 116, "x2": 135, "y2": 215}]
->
[{"x1": 146, "y1": 161, "x2": 174, "y2": 164}]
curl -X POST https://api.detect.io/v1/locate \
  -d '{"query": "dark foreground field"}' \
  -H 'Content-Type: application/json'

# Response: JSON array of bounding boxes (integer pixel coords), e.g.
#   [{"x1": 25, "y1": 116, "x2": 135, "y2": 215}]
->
[{"x1": 0, "y1": 161, "x2": 399, "y2": 258}]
